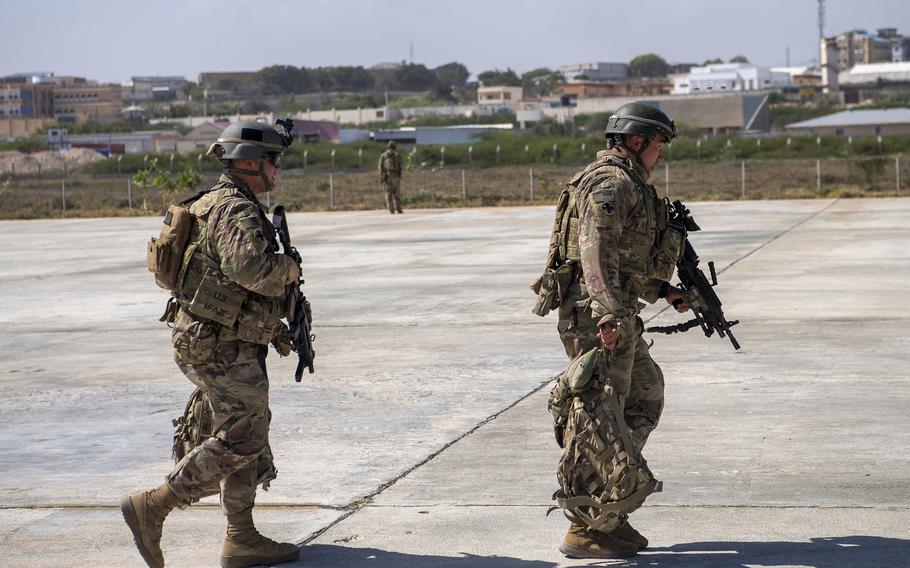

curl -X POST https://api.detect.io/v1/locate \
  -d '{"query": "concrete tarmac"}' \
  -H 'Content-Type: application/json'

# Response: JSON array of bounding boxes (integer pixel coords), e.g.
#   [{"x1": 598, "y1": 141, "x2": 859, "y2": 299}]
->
[{"x1": 1, "y1": 198, "x2": 908, "y2": 567}]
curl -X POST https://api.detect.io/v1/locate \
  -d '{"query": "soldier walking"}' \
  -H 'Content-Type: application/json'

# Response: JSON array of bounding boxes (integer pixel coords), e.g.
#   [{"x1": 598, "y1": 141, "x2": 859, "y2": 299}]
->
[
  {"x1": 122, "y1": 120, "x2": 302, "y2": 568},
  {"x1": 532, "y1": 103, "x2": 690, "y2": 559},
  {"x1": 378, "y1": 140, "x2": 404, "y2": 214}
]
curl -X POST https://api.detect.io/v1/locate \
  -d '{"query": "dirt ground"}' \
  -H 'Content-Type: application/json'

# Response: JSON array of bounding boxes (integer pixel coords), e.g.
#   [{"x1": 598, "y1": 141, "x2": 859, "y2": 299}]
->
[{"x1": 1, "y1": 157, "x2": 906, "y2": 219}]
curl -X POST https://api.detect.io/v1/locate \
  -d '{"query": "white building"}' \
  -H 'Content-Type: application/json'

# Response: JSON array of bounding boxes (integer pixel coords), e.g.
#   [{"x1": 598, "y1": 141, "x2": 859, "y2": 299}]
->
[
  {"x1": 672, "y1": 63, "x2": 791, "y2": 95},
  {"x1": 560, "y1": 62, "x2": 628, "y2": 83},
  {"x1": 838, "y1": 62, "x2": 910, "y2": 85}
]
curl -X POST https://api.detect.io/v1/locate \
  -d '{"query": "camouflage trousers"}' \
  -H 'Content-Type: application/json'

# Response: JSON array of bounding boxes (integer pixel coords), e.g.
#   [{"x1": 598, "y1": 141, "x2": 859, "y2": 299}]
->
[
  {"x1": 383, "y1": 177, "x2": 403, "y2": 213},
  {"x1": 558, "y1": 307, "x2": 665, "y2": 450},
  {"x1": 552, "y1": 306, "x2": 665, "y2": 532},
  {"x1": 167, "y1": 339, "x2": 271, "y2": 515}
]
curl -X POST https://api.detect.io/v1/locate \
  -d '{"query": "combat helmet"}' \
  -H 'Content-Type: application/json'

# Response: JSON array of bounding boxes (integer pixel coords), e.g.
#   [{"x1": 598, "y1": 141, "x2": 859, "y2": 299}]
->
[
  {"x1": 207, "y1": 118, "x2": 294, "y2": 191},
  {"x1": 387, "y1": 141, "x2": 397, "y2": 150},
  {"x1": 604, "y1": 102, "x2": 676, "y2": 143}
]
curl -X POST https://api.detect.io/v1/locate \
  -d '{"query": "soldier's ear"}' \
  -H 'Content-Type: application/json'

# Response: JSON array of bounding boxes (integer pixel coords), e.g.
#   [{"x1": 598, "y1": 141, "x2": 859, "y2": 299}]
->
[{"x1": 626, "y1": 136, "x2": 644, "y2": 151}]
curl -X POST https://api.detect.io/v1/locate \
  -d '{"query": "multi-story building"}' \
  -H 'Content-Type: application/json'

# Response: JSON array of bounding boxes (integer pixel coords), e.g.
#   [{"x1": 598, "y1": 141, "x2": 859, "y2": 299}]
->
[
  {"x1": 0, "y1": 74, "x2": 55, "y2": 118},
  {"x1": 671, "y1": 63, "x2": 791, "y2": 95},
  {"x1": 559, "y1": 62, "x2": 628, "y2": 83},
  {"x1": 830, "y1": 29, "x2": 897, "y2": 70},
  {"x1": 53, "y1": 76, "x2": 122, "y2": 123},
  {"x1": 123, "y1": 76, "x2": 187, "y2": 102}
]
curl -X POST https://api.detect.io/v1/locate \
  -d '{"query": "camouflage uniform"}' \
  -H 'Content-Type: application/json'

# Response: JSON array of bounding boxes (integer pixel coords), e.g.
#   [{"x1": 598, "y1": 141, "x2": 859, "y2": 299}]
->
[
  {"x1": 166, "y1": 173, "x2": 294, "y2": 515},
  {"x1": 378, "y1": 148, "x2": 403, "y2": 213},
  {"x1": 538, "y1": 149, "x2": 684, "y2": 534}
]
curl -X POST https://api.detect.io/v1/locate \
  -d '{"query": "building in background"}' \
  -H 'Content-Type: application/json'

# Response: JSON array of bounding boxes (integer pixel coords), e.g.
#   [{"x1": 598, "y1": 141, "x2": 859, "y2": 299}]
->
[
  {"x1": 52, "y1": 76, "x2": 122, "y2": 124},
  {"x1": 671, "y1": 63, "x2": 791, "y2": 95},
  {"x1": 0, "y1": 74, "x2": 55, "y2": 118},
  {"x1": 561, "y1": 79, "x2": 670, "y2": 99},
  {"x1": 825, "y1": 28, "x2": 907, "y2": 72},
  {"x1": 837, "y1": 62, "x2": 910, "y2": 103},
  {"x1": 560, "y1": 62, "x2": 628, "y2": 83},
  {"x1": 477, "y1": 86, "x2": 523, "y2": 110},
  {"x1": 123, "y1": 76, "x2": 187, "y2": 102},
  {"x1": 785, "y1": 108, "x2": 910, "y2": 136}
]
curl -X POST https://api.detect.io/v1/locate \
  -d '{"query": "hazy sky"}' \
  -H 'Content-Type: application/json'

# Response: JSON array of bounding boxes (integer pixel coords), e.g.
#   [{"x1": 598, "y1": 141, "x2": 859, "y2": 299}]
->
[{"x1": 2, "y1": 0, "x2": 908, "y2": 83}]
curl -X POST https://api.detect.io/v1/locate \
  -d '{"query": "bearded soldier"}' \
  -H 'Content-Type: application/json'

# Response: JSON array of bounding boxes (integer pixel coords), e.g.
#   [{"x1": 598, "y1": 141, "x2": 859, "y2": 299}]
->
[
  {"x1": 378, "y1": 140, "x2": 404, "y2": 214},
  {"x1": 532, "y1": 103, "x2": 689, "y2": 559},
  {"x1": 122, "y1": 120, "x2": 302, "y2": 568}
]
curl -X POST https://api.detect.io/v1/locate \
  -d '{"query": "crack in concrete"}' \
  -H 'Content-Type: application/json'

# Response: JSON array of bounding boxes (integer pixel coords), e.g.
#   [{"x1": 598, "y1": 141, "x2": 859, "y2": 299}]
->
[
  {"x1": 297, "y1": 199, "x2": 849, "y2": 546},
  {"x1": 645, "y1": 198, "x2": 840, "y2": 325},
  {"x1": 298, "y1": 374, "x2": 558, "y2": 546}
]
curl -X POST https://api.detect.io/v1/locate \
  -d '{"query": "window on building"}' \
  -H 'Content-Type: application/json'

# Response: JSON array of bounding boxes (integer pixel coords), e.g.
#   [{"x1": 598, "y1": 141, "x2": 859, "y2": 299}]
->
[
  {"x1": 503, "y1": 92, "x2": 511, "y2": 100},
  {"x1": 836, "y1": 128, "x2": 844, "y2": 136},
  {"x1": 875, "y1": 126, "x2": 881, "y2": 135}
]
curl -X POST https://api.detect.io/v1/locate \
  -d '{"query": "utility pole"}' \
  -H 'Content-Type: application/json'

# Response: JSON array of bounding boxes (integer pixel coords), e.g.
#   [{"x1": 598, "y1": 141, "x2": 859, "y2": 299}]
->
[{"x1": 409, "y1": 41, "x2": 414, "y2": 64}]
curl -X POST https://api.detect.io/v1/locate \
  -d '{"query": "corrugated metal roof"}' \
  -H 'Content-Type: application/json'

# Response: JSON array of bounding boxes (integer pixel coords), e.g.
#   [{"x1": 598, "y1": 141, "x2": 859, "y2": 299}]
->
[{"x1": 786, "y1": 108, "x2": 910, "y2": 129}]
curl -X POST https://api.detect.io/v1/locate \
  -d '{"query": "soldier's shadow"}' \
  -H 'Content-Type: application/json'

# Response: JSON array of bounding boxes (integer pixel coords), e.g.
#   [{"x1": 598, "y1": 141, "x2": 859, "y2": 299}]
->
[
  {"x1": 295, "y1": 544, "x2": 558, "y2": 567},
  {"x1": 292, "y1": 535, "x2": 910, "y2": 567},
  {"x1": 603, "y1": 535, "x2": 910, "y2": 567}
]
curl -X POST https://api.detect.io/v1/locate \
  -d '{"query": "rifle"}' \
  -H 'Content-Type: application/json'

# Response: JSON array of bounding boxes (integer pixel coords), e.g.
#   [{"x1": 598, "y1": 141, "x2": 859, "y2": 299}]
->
[
  {"x1": 645, "y1": 200, "x2": 741, "y2": 350},
  {"x1": 271, "y1": 205, "x2": 316, "y2": 380}
]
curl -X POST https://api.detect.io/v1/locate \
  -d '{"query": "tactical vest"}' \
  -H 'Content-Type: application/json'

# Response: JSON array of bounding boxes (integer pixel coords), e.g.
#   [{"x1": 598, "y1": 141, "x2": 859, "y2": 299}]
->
[
  {"x1": 159, "y1": 180, "x2": 286, "y2": 346},
  {"x1": 531, "y1": 154, "x2": 682, "y2": 317}
]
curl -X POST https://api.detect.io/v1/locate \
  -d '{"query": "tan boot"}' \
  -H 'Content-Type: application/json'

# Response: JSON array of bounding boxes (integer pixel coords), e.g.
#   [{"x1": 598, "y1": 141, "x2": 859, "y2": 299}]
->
[
  {"x1": 120, "y1": 483, "x2": 180, "y2": 568},
  {"x1": 559, "y1": 522, "x2": 638, "y2": 559},
  {"x1": 221, "y1": 507, "x2": 300, "y2": 568},
  {"x1": 611, "y1": 519, "x2": 648, "y2": 549}
]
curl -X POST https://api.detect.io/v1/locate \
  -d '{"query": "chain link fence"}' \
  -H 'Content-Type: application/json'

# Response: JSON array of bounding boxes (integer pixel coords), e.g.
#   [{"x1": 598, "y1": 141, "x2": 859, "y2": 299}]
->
[{"x1": 1, "y1": 154, "x2": 907, "y2": 219}]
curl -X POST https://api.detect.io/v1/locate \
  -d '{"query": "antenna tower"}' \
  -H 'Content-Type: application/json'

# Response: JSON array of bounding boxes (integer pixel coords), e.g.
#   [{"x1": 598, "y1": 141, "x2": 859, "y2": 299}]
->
[{"x1": 817, "y1": 0, "x2": 825, "y2": 42}]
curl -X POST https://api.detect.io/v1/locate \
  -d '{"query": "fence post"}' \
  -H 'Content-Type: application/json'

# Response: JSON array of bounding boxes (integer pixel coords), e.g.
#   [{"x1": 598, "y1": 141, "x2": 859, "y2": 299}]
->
[
  {"x1": 897, "y1": 157, "x2": 901, "y2": 193},
  {"x1": 169, "y1": 153, "x2": 175, "y2": 171},
  {"x1": 358, "y1": 148, "x2": 363, "y2": 169},
  {"x1": 462, "y1": 169, "x2": 467, "y2": 202},
  {"x1": 329, "y1": 172, "x2": 335, "y2": 209},
  {"x1": 524, "y1": 144, "x2": 529, "y2": 163},
  {"x1": 303, "y1": 149, "x2": 308, "y2": 170},
  {"x1": 741, "y1": 161, "x2": 746, "y2": 198},
  {"x1": 496, "y1": 144, "x2": 501, "y2": 165},
  {"x1": 330, "y1": 149, "x2": 336, "y2": 171},
  {"x1": 529, "y1": 168, "x2": 535, "y2": 200},
  {"x1": 816, "y1": 159, "x2": 822, "y2": 195},
  {"x1": 143, "y1": 154, "x2": 148, "y2": 169},
  {"x1": 696, "y1": 138, "x2": 701, "y2": 160},
  {"x1": 127, "y1": 177, "x2": 132, "y2": 209},
  {"x1": 580, "y1": 142, "x2": 586, "y2": 161},
  {"x1": 468, "y1": 146, "x2": 473, "y2": 165},
  {"x1": 61, "y1": 179, "x2": 67, "y2": 218},
  {"x1": 441, "y1": 146, "x2": 445, "y2": 168},
  {"x1": 117, "y1": 155, "x2": 122, "y2": 175},
  {"x1": 552, "y1": 143, "x2": 558, "y2": 164}
]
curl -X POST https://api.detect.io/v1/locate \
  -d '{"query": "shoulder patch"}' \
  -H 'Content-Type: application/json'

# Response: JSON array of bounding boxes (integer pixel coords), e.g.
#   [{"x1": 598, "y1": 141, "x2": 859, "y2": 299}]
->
[{"x1": 590, "y1": 181, "x2": 619, "y2": 215}]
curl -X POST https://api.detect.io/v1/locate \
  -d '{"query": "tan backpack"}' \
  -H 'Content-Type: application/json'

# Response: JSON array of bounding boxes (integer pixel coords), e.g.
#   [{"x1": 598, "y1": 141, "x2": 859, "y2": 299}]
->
[{"x1": 146, "y1": 203, "x2": 195, "y2": 291}]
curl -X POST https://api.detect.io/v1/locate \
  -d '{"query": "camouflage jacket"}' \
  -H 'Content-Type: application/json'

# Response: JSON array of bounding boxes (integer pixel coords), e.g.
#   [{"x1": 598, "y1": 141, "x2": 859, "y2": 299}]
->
[
  {"x1": 378, "y1": 150, "x2": 403, "y2": 178},
  {"x1": 176, "y1": 174, "x2": 293, "y2": 344},
  {"x1": 574, "y1": 150, "x2": 675, "y2": 324}
]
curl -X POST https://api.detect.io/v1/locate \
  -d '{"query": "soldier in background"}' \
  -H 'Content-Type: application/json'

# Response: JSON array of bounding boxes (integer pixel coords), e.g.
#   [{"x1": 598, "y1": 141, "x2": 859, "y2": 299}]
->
[
  {"x1": 532, "y1": 103, "x2": 689, "y2": 559},
  {"x1": 121, "y1": 121, "x2": 301, "y2": 568},
  {"x1": 378, "y1": 140, "x2": 404, "y2": 214}
]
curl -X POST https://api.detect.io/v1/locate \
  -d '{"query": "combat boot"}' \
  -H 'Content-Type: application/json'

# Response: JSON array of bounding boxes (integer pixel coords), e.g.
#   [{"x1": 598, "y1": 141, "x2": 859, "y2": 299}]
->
[
  {"x1": 559, "y1": 522, "x2": 638, "y2": 559},
  {"x1": 221, "y1": 507, "x2": 300, "y2": 568},
  {"x1": 120, "y1": 483, "x2": 181, "y2": 568},
  {"x1": 612, "y1": 519, "x2": 648, "y2": 549}
]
